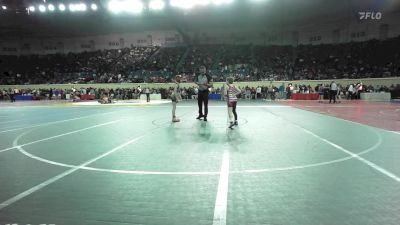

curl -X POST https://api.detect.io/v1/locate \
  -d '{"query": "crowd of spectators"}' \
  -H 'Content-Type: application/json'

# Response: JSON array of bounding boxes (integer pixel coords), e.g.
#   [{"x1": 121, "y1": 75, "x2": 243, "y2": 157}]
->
[
  {"x1": 1, "y1": 36, "x2": 399, "y2": 85},
  {"x1": 1, "y1": 83, "x2": 399, "y2": 102},
  {"x1": 143, "y1": 47, "x2": 186, "y2": 72},
  {"x1": 291, "y1": 37, "x2": 400, "y2": 80},
  {"x1": 183, "y1": 45, "x2": 220, "y2": 72},
  {"x1": 0, "y1": 46, "x2": 158, "y2": 85}
]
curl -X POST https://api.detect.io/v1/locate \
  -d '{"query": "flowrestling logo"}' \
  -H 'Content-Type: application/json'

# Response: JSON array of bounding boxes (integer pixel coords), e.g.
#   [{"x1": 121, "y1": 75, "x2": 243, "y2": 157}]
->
[{"x1": 359, "y1": 12, "x2": 382, "y2": 20}]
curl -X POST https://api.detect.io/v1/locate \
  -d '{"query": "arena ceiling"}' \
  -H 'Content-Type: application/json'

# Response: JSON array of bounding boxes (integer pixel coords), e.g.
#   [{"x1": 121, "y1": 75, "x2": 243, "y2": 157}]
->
[{"x1": 0, "y1": 0, "x2": 399, "y2": 38}]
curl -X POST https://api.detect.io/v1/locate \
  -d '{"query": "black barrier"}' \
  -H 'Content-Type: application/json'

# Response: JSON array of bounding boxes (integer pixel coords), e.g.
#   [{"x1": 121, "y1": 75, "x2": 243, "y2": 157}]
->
[{"x1": 391, "y1": 90, "x2": 400, "y2": 99}]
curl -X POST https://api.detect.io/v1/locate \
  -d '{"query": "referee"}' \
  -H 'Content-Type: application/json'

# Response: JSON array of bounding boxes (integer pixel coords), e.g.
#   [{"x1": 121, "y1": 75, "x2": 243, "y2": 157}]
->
[
  {"x1": 329, "y1": 81, "x2": 337, "y2": 103},
  {"x1": 195, "y1": 66, "x2": 212, "y2": 122}
]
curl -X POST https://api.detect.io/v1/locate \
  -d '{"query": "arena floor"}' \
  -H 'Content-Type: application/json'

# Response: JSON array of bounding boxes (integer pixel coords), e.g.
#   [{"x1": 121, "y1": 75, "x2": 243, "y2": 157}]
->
[{"x1": 0, "y1": 100, "x2": 399, "y2": 225}]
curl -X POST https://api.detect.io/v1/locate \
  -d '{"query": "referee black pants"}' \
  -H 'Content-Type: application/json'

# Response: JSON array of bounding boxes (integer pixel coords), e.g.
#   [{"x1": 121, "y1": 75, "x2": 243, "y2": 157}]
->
[
  {"x1": 329, "y1": 90, "x2": 337, "y2": 103},
  {"x1": 198, "y1": 91, "x2": 209, "y2": 117},
  {"x1": 146, "y1": 93, "x2": 150, "y2": 102}
]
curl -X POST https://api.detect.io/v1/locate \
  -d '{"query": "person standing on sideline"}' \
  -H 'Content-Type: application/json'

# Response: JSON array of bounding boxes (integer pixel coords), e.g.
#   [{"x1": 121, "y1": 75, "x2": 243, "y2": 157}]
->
[
  {"x1": 224, "y1": 77, "x2": 241, "y2": 129},
  {"x1": 220, "y1": 84, "x2": 225, "y2": 101},
  {"x1": 145, "y1": 87, "x2": 150, "y2": 102},
  {"x1": 347, "y1": 84, "x2": 354, "y2": 100},
  {"x1": 279, "y1": 83, "x2": 285, "y2": 99},
  {"x1": 137, "y1": 86, "x2": 142, "y2": 99},
  {"x1": 317, "y1": 84, "x2": 324, "y2": 103},
  {"x1": 329, "y1": 81, "x2": 337, "y2": 103},
  {"x1": 192, "y1": 87, "x2": 198, "y2": 100},
  {"x1": 356, "y1": 82, "x2": 363, "y2": 99},
  {"x1": 336, "y1": 84, "x2": 342, "y2": 103},
  {"x1": 286, "y1": 83, "x2": 292, "y2": 99},
  {"x1": 256, "y1": 86, "x2": 262, "y2": 99},
  {"x1": 9, "y1": 88, "x2": 15, "y2": 102},
  {"x1": 13, "y1": 87, "x2": 19, "y2": 102},
  {"x1": 171, "y1": 75, "x2": 182, "y2": 122},
  {"x1": 195, "y1": 66, "x2": 212, "y2": 122}
]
